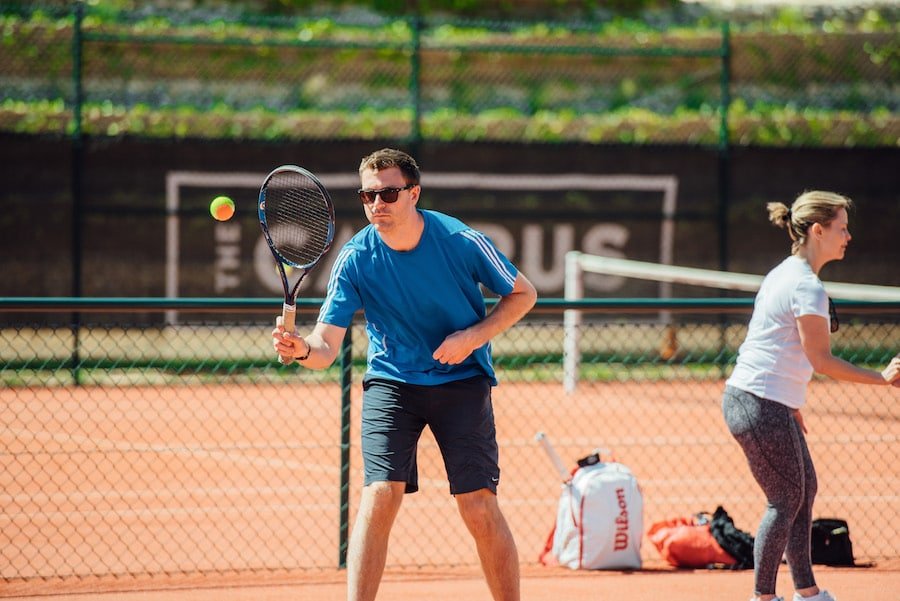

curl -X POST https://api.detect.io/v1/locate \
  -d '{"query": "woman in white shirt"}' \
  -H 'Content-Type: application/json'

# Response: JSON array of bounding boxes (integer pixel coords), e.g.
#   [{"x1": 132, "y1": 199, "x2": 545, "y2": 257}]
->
[{"x1": 723, "y1": 190, "x2": 900, "y2": 601}]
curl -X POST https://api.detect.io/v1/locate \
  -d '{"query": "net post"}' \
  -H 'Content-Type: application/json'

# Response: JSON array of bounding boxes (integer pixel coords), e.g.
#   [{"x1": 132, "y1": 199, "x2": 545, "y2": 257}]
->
[{"x1": 563, "y1": 251, "x2": 583, "y2": 394}]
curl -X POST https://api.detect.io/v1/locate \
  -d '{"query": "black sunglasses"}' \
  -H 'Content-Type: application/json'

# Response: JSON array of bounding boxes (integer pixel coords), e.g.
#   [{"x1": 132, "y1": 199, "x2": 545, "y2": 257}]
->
[
  {"x1": 357, "y1": 183, "x2": 415, "y2": 205},
  {"x1": 828, "y1": 297, "x2": 839, "y2": 333}
]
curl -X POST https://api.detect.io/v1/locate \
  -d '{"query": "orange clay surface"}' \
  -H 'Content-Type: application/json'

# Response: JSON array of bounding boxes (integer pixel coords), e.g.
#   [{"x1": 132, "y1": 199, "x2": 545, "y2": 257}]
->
[
  {"x1": 2, "y1": 379, "x2": 897, "y2": 600},
  {"x1": 3, "y1": 564, "x2": 900, "y2": 601}
]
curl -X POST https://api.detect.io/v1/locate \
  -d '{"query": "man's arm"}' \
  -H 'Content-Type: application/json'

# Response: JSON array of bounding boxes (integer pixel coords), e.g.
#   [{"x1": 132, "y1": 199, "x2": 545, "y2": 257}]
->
[
  {"x1": 272, "y1": 319, "x2": 348, "y2": 370},
  {"x1": 433, "y1": 272, "x2": 537, "y2": 365}
]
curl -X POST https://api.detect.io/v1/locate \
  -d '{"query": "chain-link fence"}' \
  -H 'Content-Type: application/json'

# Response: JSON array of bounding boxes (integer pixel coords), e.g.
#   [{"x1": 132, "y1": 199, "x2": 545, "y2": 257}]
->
[
  {"x1": 1, "y1": 3, "x2": 897, "y2": 145},
  {"x1": 2, "y1": 299, "x2": 898, "y2": 587}
]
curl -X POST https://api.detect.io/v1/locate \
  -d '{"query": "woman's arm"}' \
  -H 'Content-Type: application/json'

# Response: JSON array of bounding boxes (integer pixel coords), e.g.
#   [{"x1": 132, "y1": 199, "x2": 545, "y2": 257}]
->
[{"x1": 797, "y1": 314, "x2": 900, "y2": 385}]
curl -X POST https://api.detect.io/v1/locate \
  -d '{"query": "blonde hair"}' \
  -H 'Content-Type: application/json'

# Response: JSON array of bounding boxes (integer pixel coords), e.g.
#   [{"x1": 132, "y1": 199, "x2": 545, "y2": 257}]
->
[{"x1": 767, "y1": 190, "x2": 853, "y2": 254}]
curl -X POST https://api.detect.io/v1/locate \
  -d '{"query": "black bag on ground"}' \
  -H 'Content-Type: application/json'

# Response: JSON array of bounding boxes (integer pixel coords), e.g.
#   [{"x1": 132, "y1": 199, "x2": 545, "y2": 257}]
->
[
  {"x1": 811, "y1": 518, "x2": 854, "y2": 566},
  {"x1": 709, "y1": 505, "x2": 755, "y2": 570}
]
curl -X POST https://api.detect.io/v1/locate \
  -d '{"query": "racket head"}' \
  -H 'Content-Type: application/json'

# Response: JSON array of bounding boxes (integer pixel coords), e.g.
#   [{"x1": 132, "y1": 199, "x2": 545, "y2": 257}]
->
[{"x1": 258, "y1": 165, "x2": 336, "y2": 271}]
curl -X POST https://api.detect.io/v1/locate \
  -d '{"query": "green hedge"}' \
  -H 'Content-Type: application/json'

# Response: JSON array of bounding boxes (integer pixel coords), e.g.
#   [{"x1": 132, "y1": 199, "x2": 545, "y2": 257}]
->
[{"x1": 1, "y1": 4, "x2": 897, "y2": 146}]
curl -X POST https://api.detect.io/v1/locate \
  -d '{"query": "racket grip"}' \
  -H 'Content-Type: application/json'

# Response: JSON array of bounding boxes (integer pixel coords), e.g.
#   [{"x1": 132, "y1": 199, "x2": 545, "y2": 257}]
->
[
  {"x1": 279, "y1": 303, "x2": 297, "y2": 366},
  {"x1": 535, "y1": 431, "x2": 571, "y2": 483},
  {"x1": 282, "y1": 302, "x2": 296, "y2": 334}
]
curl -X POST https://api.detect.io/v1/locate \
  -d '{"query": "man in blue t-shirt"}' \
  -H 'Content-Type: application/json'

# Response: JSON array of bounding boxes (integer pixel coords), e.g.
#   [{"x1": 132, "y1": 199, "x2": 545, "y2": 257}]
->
[{"x1": 272, "y1": 148, "x2": 536, "y2": 601}]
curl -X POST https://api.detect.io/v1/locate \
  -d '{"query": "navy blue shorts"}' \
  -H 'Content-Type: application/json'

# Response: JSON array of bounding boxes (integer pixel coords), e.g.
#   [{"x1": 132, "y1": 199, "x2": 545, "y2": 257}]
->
[{"x1": 361, "y1": 375, "x2": 500, "y2": 495}]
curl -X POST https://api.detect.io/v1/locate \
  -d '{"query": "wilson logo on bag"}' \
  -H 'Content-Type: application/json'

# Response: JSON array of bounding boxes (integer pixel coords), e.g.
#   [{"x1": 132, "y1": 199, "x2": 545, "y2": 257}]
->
[{"x1": 540, "y1": 460, "x2": 643, "y2": 570}]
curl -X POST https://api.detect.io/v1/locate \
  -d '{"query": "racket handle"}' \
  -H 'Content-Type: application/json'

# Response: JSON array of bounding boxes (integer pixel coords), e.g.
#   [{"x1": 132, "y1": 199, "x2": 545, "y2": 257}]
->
[
  {"x1": 282, "y1": 302, "x2": 296, "y2": 334},
  {"x1": 279, "y1": 303, "x2": 297, "y2": 366},
  {"x1": 535, "y1": 432, "x2": 571, "y2": 483}
]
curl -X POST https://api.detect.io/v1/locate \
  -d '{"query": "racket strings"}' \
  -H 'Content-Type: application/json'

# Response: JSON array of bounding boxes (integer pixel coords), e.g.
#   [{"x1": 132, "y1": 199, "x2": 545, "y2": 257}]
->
[{"x1": 265, "y1": 173, "x2": 332, "y2": 267}]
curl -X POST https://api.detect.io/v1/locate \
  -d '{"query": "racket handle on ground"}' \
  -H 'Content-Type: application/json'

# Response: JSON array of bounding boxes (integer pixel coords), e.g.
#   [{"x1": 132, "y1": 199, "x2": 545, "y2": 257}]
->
[
  {"x1": 535, "y1": 432, "x2": 571, "y2": 483},
  {"x1": 279, "y1": 302, "x2": 297, "y2": 365}
]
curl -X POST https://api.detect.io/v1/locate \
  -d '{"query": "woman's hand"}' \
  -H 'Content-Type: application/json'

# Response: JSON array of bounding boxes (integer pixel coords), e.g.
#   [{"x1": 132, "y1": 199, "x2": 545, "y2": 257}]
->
[{"x1": 883, "y1": 354, "x2": 900, "y2": 387}]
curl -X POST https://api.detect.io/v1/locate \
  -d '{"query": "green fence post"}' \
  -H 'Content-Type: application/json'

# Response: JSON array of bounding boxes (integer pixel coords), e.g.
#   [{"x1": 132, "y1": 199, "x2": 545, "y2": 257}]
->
[
  {"x1": 71, "y1": 1, "x2": 85, "y2": 385},
  {"x1": 338, "y1": 326, "x2": 353, "y2": 569},
  {"x1": 717, "y1": 19, "x2": 732, "y2": 273},
  {"x1": 409, "y1": 14, "x2": 422, "y2": 149},
  {"x1": 716, "y1": 20, "x2": 733, "y2": 377}
]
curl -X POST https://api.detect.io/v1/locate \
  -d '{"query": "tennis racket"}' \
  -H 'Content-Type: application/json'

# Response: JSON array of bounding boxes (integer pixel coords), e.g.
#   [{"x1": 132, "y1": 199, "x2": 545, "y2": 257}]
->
[
  {"x1": 535, "y1": 431, "x2": 572, "y2": 484},
  {"x1": 258, "y1": 165, "x2": 335, "y2": 364}
]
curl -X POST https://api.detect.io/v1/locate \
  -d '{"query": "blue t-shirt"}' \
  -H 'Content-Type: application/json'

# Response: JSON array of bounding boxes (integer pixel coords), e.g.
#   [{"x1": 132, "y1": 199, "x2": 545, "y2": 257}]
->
[{"x1": 317, "y1": 209, "x2": 518, "y2": 386}]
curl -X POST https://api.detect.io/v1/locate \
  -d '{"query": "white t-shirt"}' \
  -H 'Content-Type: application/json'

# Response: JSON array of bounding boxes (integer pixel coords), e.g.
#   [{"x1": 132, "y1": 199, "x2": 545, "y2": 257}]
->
[{"x1": 726, "y1": 255, "x2": 830, "y2": 409}]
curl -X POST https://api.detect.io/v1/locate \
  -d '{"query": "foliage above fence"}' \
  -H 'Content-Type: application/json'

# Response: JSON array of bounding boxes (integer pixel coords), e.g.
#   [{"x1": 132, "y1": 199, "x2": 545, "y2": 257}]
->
[{"x1": 1, "y1": 3, "x2": 897, "y2": 145}]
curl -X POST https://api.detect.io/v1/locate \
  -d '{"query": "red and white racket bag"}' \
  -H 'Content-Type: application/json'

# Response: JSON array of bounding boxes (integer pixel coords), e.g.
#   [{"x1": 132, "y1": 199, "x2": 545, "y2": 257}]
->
[{"x1": 541, "y1": 460, "x2": 643, "y2": 570}]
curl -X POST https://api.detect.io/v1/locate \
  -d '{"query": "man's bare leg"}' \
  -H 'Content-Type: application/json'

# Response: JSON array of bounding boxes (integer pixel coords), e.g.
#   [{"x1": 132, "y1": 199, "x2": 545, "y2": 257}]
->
[
  {"x1": 456, "y1": 488, "x2": 520, "y2": 601},
  {"x1": 346, "y1": 481, "x2": 405, "y2": 601}
]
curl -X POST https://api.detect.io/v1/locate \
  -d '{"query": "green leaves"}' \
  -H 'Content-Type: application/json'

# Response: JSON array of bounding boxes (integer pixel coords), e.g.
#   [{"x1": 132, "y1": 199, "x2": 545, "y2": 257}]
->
[{"x1": 1, "y1": 5, "x2": 896, "y2": 146}]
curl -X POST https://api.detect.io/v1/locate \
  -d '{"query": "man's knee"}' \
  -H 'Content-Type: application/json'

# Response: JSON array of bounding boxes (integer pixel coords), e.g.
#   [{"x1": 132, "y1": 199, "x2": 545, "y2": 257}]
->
[
  {"x1": 359, "y1": 481, "x2": 406, "y2": 515},
  {"x1": 366, "y1": 480, "x2": 405, "y2": 494},
  {"x1": 456, "y1": 489, "x2": 503, "y2": 533}
]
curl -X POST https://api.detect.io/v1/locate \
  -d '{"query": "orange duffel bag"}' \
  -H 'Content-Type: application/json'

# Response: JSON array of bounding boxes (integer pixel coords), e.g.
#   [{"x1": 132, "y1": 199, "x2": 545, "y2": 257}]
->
[{"x1": 647, "y1": 514, "x2": 737, "y2": 568}]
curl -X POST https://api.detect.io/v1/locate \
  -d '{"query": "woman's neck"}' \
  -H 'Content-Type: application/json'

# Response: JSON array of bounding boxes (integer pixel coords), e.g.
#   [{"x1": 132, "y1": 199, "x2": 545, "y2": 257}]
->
[{"x1": 795, "y1": 246, "x2": 823, "y2": 275}]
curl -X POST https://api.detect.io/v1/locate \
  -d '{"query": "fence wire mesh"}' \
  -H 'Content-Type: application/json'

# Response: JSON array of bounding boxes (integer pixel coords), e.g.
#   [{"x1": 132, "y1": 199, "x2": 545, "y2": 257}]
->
[
  {"x1": 1, "y1": 4, "x2": 897, "y2": 145},
  {"x1": 2, "y1": 302, "x2": 898, "y2": 587}
]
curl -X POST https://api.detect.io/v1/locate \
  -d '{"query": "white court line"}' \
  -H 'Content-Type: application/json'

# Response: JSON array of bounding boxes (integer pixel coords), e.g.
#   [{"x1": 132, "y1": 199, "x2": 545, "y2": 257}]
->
[
  {"x1": 0, "y1": 484, "x2": 335, "y2": 507},
  {"x1": 497, "y1": 435, "x2": 735, "y2": 447},
  {"x1": 0, "y1": 503, "x2": 339, "y2": 524},
  {"x1": 639, "y1": 475, "x2": 900, "y2": 486},
  {"x1": 500, "y1": 432, "x2": 900, "y2": 447},
  {"x1": 1, "y1": 427, "x2": 340, "y2": 474},
  {"x1": 818, "y1": 494, "x2": 900, "y2": 503},
  {"x1": 642, "y1": 494, "x2": 900, "y2": 505}
]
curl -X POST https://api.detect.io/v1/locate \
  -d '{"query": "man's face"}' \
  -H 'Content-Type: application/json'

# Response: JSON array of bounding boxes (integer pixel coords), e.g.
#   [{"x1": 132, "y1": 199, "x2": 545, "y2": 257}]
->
[{"x1": 359, "y1": 166, "x2": 419, "y2": 233}]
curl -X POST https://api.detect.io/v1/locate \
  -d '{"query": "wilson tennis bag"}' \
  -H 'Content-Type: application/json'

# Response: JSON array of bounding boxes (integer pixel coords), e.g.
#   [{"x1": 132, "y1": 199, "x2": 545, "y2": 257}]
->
[{"x1": 543, "y1": 456, "x2": 643, "y2": 570}]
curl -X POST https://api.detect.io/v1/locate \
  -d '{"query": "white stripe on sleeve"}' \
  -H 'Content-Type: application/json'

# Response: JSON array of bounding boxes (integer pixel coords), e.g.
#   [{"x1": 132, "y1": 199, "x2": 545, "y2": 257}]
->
[
  {"x1": 460, "y1": 229, "x2": 516, "y2": 289},
  {"x1": 318, "y1": 247, "x2": 355, "y2": 319}
]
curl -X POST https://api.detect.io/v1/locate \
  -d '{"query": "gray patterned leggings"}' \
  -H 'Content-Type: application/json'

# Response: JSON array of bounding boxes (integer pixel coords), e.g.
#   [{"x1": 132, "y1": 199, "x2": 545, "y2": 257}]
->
[{"x1": 722, "y1": 385, "x2": 818, "y2": 596}]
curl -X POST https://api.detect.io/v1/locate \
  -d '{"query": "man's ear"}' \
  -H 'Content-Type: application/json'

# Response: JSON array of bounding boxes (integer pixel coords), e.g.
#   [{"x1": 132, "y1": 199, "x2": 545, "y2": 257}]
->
[{"x1": 410, "y1": 184, "x2": 420, "y2": 206}]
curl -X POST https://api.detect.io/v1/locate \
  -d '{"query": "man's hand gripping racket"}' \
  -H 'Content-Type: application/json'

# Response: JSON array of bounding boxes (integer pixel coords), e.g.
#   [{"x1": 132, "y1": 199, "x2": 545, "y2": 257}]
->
[{"x1": 259, "y1": 165, "x2": 335, "y2": 365}]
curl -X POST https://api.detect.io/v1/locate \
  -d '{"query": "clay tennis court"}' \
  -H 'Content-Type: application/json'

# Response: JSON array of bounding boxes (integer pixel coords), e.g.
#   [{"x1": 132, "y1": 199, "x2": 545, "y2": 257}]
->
[
  {"x1": 5, "y1": 564, "x2": 900, "y2": 600},
  {"x1": 3, "y1": 376, "x2": 898, "y2": 600}
]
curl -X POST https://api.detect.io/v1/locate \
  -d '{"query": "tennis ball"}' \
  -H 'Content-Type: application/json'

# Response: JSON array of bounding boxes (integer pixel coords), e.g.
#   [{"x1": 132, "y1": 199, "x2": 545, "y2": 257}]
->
[{"x1": 210, "y1": 196, "x2": 235, "y2": 221}]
